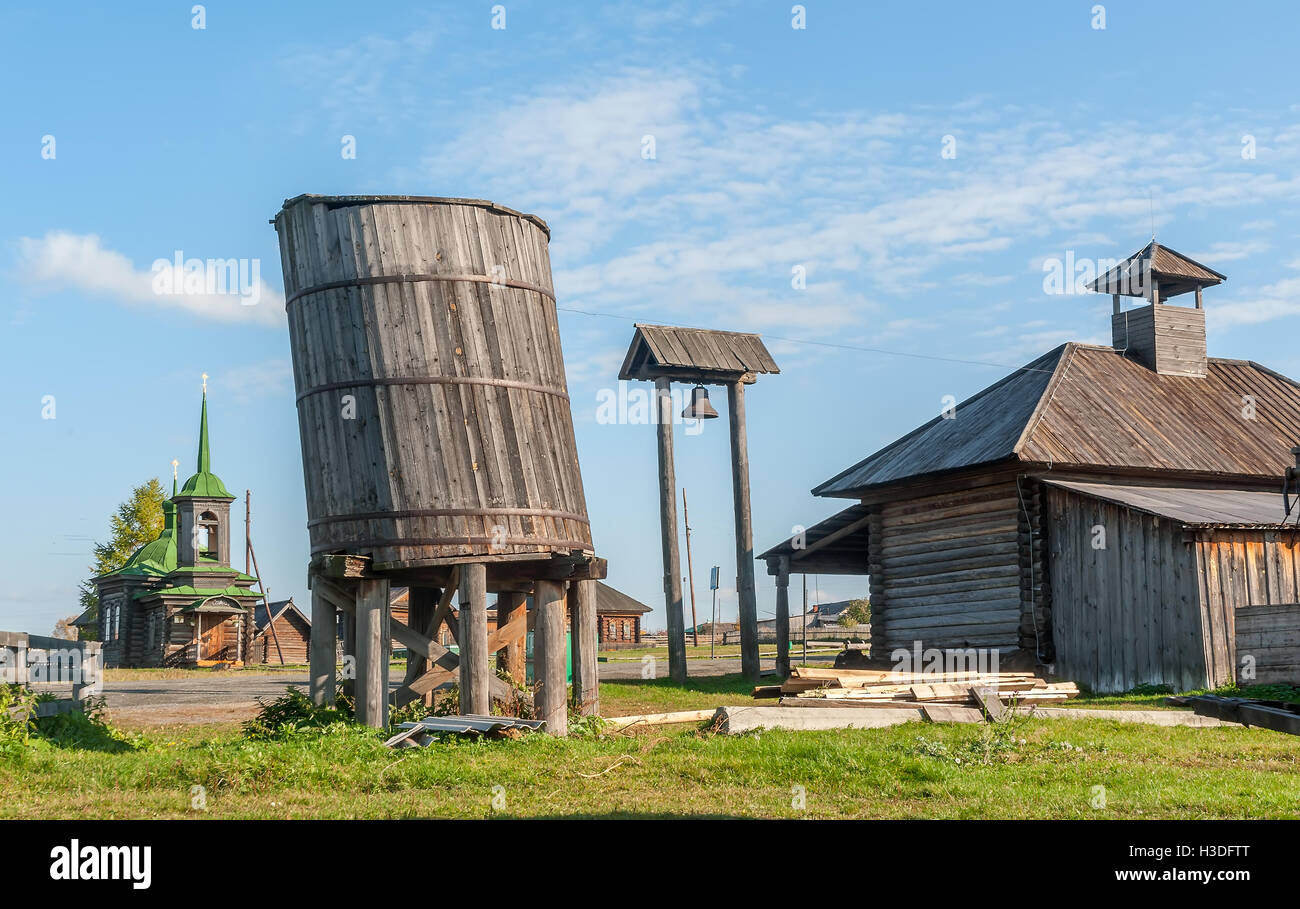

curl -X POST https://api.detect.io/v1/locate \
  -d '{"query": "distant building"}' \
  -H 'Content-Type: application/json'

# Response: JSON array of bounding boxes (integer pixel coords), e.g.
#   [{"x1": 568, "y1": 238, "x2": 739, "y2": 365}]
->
[
  {"x1": 92, "y1": 391, "x2": 262, "y2": 667},
  {"x1": 252, "y1": 598, "x2": 311, "y2": 664},
  {"x1": 387, "y1": 580, "x2": 651, "y2": 647}
]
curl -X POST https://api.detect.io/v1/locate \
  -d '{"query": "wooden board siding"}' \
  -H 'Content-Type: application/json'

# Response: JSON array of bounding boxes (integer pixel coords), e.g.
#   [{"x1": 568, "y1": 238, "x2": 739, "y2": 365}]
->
[
  {"x1": 1194, "y1": 530, "x2": 1300, "y2": 686},
  {"x1": 872, "y1": 483, "x2": 1024, "y2": 653},
  {"x1": 1111, "y1": 304, "x2": 1206, "y2": 377},
  {"x1": 1047, "y1": 487, "x2": 1205, "y2": 693},
  {"x1": 275, "y1": 195, "x2": 593, "y2": 571},
  {"x1": 1234, "y1": 603, "x2": 1300, "y2": 685}
]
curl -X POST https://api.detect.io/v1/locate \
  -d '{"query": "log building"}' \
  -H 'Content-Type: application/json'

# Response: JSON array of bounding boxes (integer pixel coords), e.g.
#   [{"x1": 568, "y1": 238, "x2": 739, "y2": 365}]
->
[{"x1": 762, "y1": 242, "x2": 1300, "y2": 691}]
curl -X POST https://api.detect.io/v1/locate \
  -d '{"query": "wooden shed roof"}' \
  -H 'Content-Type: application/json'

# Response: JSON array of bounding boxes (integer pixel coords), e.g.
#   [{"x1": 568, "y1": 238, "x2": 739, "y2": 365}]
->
[
  {"x1": 815, "y1": 343, "x2": 1300, "y2": 497},
  {"x1": 618, "y1": 324, "x2": 780, "y2": 383},
  {"x1": 1043, "y1": 479, "x2": 1300, "y2": 528},
  {"x1": 757, "y1": 504, "x2": 871, "y2": 573}
]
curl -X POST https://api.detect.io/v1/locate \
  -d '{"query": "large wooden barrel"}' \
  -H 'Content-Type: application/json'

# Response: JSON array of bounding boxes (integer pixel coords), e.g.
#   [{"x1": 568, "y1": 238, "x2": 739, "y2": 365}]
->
[{"x1": 273, "y1": 194, "x2": 593, "y2": 570}]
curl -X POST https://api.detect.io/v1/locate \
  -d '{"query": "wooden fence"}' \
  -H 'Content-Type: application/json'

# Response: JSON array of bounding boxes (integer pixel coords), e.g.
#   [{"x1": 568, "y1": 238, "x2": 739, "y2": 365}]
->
[
  {"x1": 0, "y1": 631, "x2": 103, "y2": 717},
  {"x1": 1235, "y1": 604, "x2": 1300, "y2": 685}
]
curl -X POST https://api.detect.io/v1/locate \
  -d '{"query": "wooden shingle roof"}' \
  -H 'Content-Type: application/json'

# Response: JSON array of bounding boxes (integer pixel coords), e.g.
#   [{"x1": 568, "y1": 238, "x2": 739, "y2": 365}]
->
[
  {"x1": 619, "y1": 324, "x2": 779, "y2": 383},
  {"x1": 595, "y1": 581, "x2": 652, "y2": 615},
  {"x1": 816, "y1": 343, "x2": 1300, "y2": 497}
]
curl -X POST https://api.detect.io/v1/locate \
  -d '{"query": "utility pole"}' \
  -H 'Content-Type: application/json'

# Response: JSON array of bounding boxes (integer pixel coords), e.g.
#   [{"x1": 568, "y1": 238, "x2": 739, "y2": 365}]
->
[
  {"x1": 709, "y1": 566, "x2": 719, "y2": 658},
  {"x1": 682, "y1": 488, "x2": 700, "y2": 648}
]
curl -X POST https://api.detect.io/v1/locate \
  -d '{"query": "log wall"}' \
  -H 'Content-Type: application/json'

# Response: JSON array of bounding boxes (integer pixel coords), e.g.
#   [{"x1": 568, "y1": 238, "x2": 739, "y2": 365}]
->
[{"x1": 871, "y1": 483, "x2": 1025, "y2": 654}]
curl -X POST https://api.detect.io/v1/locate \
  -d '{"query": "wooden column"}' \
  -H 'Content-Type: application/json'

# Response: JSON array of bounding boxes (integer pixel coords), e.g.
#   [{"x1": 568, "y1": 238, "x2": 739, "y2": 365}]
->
[
  {"x1": 309, "y1": 577, "x2": 337, "y2": 706},
  {"x1": 353, "y1": 578, "x2": 390, "y2": 728},
  {"x1": 534, "y1": 578, "x2": 568, "y2": 735},
  {"x1": 728, "y1": 380, "x2": 760, "y2": 681},
  {"x1": 495, "y1": 590, "x2": 527, "y2": 682},
  {"x1": 405, "y1": 587, "x2": 439, "y2": 708},
  {"x1": 570, "y1": 579, "x2": 599, "y2": 715},
  {"x1": 775, "y1": 556, "x2": 791, "y2": 678},
  {"x1": 655, "y1": 378, "x2": 688, "y2": 683},
  {"x1": 339, "y1": 603, "x2": 357, "y2": 698},
  {"x1": 459, "y1": 563, "x2": 490, "y2": 716}
]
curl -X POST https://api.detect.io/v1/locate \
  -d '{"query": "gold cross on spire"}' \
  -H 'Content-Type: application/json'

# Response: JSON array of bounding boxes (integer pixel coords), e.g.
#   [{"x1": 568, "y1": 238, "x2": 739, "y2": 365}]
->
[
  {"x1": 172, "y1": 459, "x2": 179, "y2": 481},
  {"x1": 201, "y1": 373, "x2": 209, "y2": 394}
]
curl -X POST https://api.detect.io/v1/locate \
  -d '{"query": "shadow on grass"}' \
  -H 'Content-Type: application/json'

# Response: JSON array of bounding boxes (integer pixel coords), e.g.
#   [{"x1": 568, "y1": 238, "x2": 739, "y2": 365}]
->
[
  {"x1": 34, "y1": 709, "x2": 140, "y2": 754},
  {"x1": 602, "y1": 673, "x2": 755, "y2": 696}
]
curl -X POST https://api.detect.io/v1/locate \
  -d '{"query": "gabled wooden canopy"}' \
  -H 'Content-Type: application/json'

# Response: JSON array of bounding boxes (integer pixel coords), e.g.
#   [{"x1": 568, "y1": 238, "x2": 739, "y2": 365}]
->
[{"x1": 618, "y1": 324, "x2": 780, "y2": 385}]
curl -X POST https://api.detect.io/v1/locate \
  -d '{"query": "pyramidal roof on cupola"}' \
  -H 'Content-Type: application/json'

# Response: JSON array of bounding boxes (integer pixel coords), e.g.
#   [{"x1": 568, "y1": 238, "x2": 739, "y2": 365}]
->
[{"x1": 177, "y1": 391, "x2": 234, "y2": 500}]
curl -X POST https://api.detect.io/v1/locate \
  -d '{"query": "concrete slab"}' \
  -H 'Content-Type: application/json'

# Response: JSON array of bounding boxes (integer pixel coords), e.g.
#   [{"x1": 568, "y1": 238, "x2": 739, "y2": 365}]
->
[{"x1": 717, "y1": 705, "x2": 923, "y2": 734}]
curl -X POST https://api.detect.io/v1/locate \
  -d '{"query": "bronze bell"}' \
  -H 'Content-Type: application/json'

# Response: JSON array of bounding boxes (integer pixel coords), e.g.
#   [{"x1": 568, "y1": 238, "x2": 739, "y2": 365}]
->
[{"x1": 682, "y1": 385, "x2": 719, "y2": 420}]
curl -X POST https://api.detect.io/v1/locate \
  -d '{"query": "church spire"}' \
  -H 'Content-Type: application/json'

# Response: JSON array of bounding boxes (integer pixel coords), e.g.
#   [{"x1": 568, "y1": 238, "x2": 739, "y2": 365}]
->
[
  {"x1": 197, "y1": 387, "x2": 212, "y2": 475},
  {"x1": 177, "y1": 377, "x2": 234, "y2": 501}
]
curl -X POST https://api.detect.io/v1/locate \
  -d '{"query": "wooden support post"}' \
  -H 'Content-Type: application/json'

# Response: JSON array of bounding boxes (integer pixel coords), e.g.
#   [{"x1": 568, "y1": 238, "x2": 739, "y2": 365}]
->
[
  {"x1": 496, "y1": 591, "x2": 527, "y2": 682},
  {"x1": 655, "y1": 378, "x2": 688, "y2": 683},
  {"x1": 405, "y1": 587, "x2": 440, "y2": 708},
  {"x1": 309, "y1": 576, "x2": 337, "y2": 706},
  {"x1": 458, "y1": 563, "x2": 490, "y2": 716},
  {"x1": 728, "y1": 379, "x2": 761, "y2": 681},
  {"x1": 534, "y1": 578, "x2": 568, "y2": 735},
  {"x1": 570, "y1": 579, "x2": 600, "y2": 715},
  {"x1": 1195, "y1": 286, "x2": 1203, "y2": 309},
  {"x1": 775, "y1": 556, "x2": 791, "y2": 679},
  {"x1": 353, "y1": 578, "x2": 390, "y2": 729},
  {"x1": 1112, "y1": 293, "x2": 1121, "y2": 315},
  {"x1": 340, "y1": 603, "x2": 357, "y2": 698}
]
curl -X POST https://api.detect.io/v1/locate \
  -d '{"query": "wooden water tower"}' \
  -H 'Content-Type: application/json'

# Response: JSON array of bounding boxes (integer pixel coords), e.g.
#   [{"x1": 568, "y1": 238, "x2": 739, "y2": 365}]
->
[{"x1": 274, "y1": 194, "x2": 606, "y2": 733}]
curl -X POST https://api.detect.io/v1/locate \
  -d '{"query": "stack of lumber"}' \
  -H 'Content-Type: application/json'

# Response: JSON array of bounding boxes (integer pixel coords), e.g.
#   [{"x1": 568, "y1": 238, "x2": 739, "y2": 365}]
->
[{"x1": 753, "y1": 666, "x2": 1077, "y2": 709}]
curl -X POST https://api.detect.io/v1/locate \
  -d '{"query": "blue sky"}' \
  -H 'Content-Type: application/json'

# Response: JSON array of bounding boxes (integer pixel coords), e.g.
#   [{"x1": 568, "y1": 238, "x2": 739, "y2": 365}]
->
[{"x1": 4, "y1": 1, "x2": 1300, "y2": 634}]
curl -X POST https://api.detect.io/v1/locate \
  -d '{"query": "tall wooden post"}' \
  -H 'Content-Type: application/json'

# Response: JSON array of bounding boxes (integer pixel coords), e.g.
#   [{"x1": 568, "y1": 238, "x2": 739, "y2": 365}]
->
[
  {"x1": 405, "y1": 586, "x2": 439, "y2": 708},
  {"x1": 774, "y1": 556, "x2": 791, "y2": 678},
  {"x1": 496, "y1": 590, "x2": 527, "y2": 682},
  {"x1": 459, "y1": 563, "x2": 490, "y2": 716},
  {"x1": 354, "y1": 578, "x2": 390, "y2": 728},
  {"x1": 534, "y1": 578, "x2": 569, "y2": 735},
  {"x1": 570, "y1": 579, "x2": 599, "y2": 715},
  {"x1": 309, "y1": 576, "x2": 336, "y2": 706},
  {"x1": 655, "y1": 378, "x2": 688, "y2": 683},
  {"x1": 728, "y1": 380, "x2": 760, "y2": 681}
]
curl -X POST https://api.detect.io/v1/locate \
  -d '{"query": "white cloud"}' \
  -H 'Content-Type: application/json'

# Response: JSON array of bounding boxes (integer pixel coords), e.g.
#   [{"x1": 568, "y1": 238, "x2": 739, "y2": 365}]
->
[{"x1": 15, "y1": 232, "x2": 284, "y2": 326}]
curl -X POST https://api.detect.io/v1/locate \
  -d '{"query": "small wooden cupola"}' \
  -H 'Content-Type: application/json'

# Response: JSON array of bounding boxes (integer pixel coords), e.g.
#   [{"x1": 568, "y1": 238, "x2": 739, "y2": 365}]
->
[{"x1": 1089, "y1": 241, "x2": 1226, "y2": 378}]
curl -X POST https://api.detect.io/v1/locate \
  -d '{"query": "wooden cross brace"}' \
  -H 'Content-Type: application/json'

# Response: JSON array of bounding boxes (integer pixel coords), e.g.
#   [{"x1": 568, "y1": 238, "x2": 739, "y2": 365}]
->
[{"x1": 312, "y1": 576, "x2": 531, "y2": 711}]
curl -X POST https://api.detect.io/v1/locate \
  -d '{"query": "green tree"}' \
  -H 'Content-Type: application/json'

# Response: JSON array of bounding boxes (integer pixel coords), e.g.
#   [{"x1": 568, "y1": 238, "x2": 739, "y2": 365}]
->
[
  {"x1": 839, "y1": 597, "x2": 871, "y2": 627},
  {"x1": 77, "y1": 478, "x2": 167, "y2": 638}
]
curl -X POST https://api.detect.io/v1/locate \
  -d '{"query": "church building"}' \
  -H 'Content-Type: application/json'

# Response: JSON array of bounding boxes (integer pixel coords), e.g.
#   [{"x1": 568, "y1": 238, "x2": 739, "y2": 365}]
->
[{"x1": 93, "y1": 389, "x2": 262, "y2": 667}]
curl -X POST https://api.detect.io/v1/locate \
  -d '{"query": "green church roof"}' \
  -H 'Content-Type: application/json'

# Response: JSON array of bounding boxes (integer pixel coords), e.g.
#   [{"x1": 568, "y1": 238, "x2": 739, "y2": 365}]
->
[
  {"x1": 177, "y1": 391, "x2": 234, "y2": 500},
  {"x1": 134, "y1": 584, "x2": 258, "y2": 600},
  {"x1": 105, "y1": 500, "x2": 179, "y2": 578}
]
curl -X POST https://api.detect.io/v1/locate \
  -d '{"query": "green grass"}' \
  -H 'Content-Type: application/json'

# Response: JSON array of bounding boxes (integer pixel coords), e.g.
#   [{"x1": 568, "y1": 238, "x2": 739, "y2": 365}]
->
[{"x1": 2, "y1": 675, "x2": 1298, "y2": 819}]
